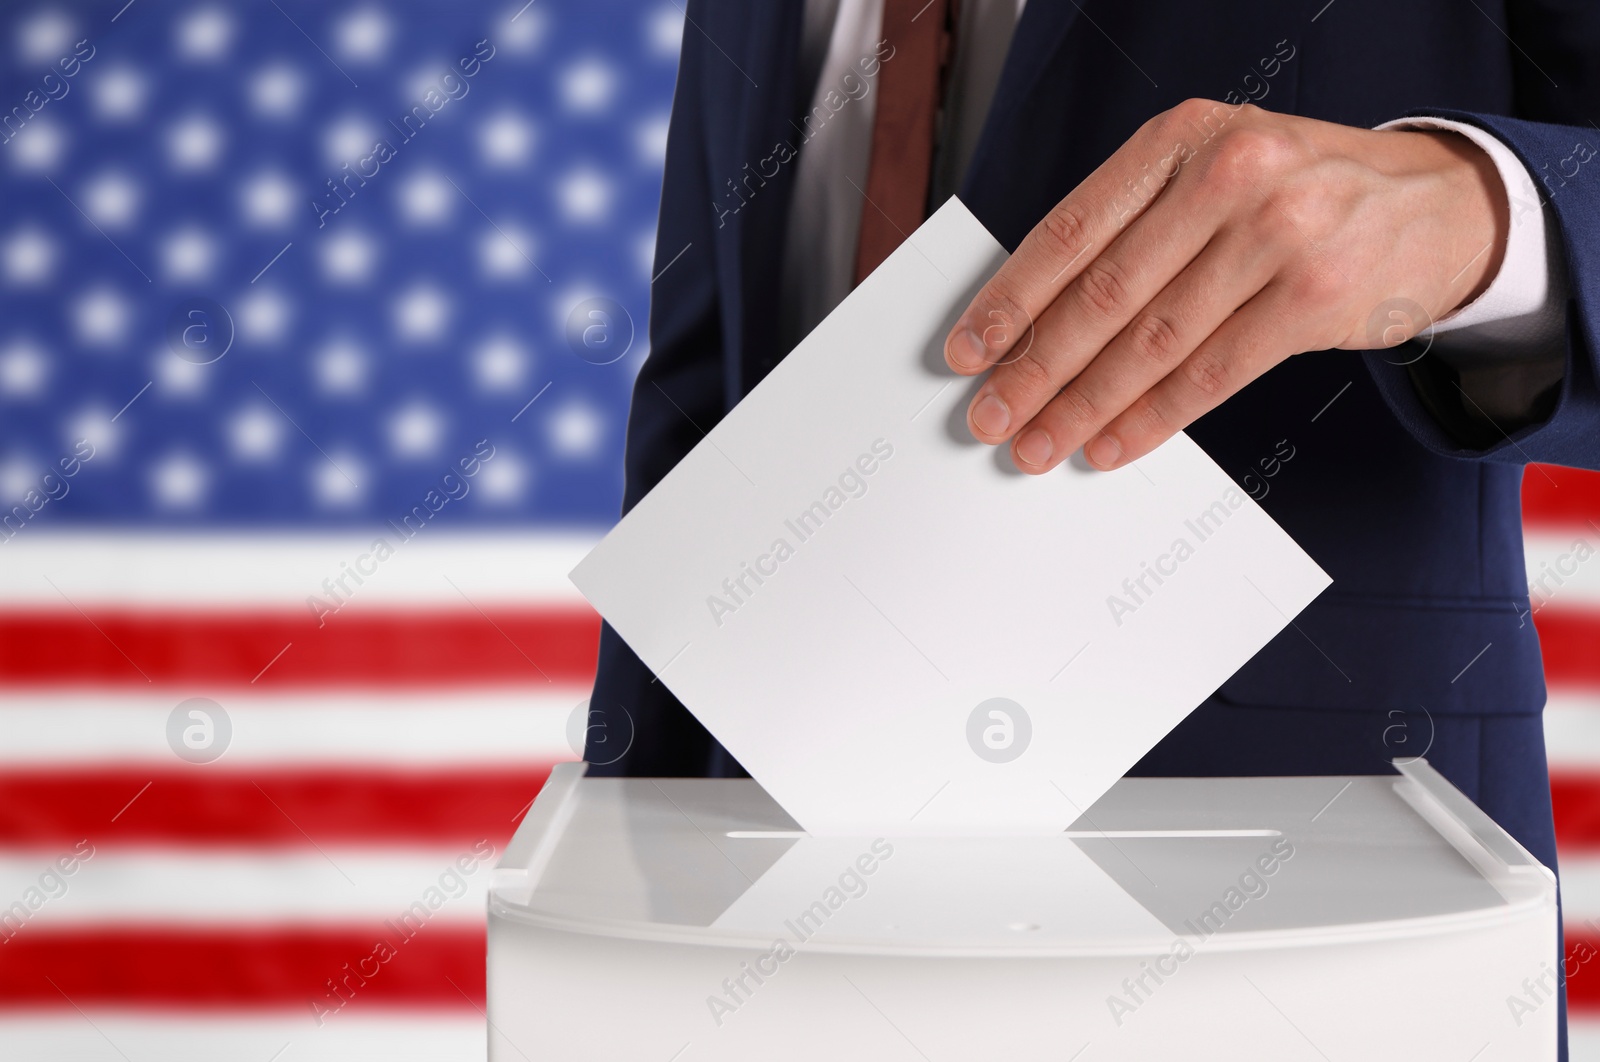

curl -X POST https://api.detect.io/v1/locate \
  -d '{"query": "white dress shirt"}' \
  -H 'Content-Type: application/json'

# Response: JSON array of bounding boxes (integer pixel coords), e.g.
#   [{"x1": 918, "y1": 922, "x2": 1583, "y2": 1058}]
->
[{"x1": 781, "y1": 0, "x2": 1567, "y2": 411}]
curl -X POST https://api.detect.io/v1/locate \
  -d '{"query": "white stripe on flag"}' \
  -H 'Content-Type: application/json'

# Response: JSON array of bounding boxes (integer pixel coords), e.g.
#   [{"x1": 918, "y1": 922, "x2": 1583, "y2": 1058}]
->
[
  {"x1": 1559, "y1": 855, "x2": 1600, "y2": 929},
  {"x1": 0, "y1": 1013, "x2": 488, "y2": 1062},
  {"x1": 0, "y1": 689, "x2": 584, "y2": 765},
  {"x1": 1572, "y1": 1020, "x2": 1600, "y2": 1060},
  {"x1": 0, "y1": 532, "x2": 599, "y2": 605},
  {"x1": 1546, "y1": 689, "x2": 1600, "y2": 772},
  {"x1": 0, "y1": 848, "x2": 496, "y2": 926},
  {"x1": 0, "y1": 527, "x2": 1577, "y2": 611},
  {"x1": 1526, "y1": 528, "x2": 1600, "y2": 610}
]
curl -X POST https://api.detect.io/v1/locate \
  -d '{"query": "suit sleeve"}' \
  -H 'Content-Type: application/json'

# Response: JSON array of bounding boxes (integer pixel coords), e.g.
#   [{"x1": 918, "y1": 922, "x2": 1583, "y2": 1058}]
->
[
  {"x1": 1362, "y1": 0, "x2": 1600, "y2": 467},
  {"x1": 584, "y1": 3, "x2": 731, "y2": 777}
]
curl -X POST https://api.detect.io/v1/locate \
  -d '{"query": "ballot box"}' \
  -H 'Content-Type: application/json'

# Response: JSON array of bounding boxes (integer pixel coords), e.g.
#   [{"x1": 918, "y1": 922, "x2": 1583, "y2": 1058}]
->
[{"x1": 486, "y1": 759, "x2": 1556, "y2": 1060}]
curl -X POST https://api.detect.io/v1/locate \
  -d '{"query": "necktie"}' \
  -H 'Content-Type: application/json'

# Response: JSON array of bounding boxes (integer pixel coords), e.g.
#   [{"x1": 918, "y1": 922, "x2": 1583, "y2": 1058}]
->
[{"x1": 852, "y1": 0, "x2": 959, "y2": 286}]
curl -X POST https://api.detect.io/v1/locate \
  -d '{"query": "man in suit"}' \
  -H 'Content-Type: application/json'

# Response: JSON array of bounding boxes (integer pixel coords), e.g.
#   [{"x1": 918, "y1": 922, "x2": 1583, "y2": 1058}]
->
[{"x1": 588, "y1": 1, "x2": 1600, "y2": 1052}]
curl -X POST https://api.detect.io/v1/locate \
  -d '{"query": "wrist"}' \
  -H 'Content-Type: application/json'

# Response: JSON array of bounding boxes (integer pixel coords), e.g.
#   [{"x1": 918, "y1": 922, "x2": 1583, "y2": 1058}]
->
[{"x1": 1400, "y1": 129, "x2": 1510, "y2": 314}]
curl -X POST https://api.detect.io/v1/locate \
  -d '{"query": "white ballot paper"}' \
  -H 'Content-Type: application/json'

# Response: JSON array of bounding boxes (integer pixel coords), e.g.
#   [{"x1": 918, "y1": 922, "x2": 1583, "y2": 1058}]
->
[{"x1": 572, "y1": 198, "x2": 1330, "y2": 836}]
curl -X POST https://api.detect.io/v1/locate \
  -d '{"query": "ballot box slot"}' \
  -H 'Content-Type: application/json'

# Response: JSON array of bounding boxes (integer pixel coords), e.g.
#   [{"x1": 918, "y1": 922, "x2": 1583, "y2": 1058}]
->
[
  {"x1": 492, "y1": 770, "x2": 1551, "y2": 945},
  {"x1": 726, "y1": 829, "x2": 1285, "y2": 839}
]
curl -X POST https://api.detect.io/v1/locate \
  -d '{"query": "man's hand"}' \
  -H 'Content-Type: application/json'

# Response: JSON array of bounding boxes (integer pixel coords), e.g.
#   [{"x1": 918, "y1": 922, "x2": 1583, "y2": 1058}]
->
[{"x1": 944, "y1": 99, "x2": 1509, "y2": 473}]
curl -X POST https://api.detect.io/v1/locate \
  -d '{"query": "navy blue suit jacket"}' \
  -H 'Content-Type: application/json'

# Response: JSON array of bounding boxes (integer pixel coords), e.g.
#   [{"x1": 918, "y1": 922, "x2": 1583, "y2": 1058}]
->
[{"x1": 588, "y1": 0, "x2": 1600, "y2": 777}]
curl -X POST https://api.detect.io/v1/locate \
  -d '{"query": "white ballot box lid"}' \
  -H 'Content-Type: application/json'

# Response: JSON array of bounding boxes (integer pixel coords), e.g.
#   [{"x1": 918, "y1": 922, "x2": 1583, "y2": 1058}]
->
[{"x1": 489, "y1": 759, "x2": 1554, "y2": 957}]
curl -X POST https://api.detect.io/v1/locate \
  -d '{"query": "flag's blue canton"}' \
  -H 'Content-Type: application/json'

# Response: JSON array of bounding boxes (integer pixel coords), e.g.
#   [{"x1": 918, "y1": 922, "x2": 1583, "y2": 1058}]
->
[{"x1": 0, "y1": 1, "x2": 682, "y2": 526}]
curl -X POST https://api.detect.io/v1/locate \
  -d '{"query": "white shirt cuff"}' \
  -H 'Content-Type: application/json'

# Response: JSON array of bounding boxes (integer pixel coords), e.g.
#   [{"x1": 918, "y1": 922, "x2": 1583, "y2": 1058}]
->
[{"x1": 1375, "y1": 115, "x2": 1566, "y2": 357}]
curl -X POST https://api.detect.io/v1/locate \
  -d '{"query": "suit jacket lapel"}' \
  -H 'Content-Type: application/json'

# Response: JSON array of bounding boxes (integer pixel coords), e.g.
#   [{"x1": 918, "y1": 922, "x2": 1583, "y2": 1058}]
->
[
  {"x1": 984, "y1": 1, "x2": 1085, "y2": 129},
  {"x1": 959, "y1": 2, "x2": 1083, "y2": 244},
  {"x1": 707, "y1": 1, "x2": 805, "y2": 399}
]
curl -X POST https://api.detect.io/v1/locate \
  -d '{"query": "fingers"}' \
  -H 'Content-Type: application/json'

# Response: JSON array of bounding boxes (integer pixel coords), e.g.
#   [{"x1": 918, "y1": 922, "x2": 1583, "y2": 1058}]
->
[
  {"x1": 1007, "y1": 230, "x2": 1278, "y2": 472},
  {"x1": 945, "y1": 104, "x2": 1214, "y2": 375},
  {"x1": 963, "y1": 177, "x2": 1224, "y2": 446},
  {"x1": 1084, "y1": 280, "x2": 1309, "y2": 470}
]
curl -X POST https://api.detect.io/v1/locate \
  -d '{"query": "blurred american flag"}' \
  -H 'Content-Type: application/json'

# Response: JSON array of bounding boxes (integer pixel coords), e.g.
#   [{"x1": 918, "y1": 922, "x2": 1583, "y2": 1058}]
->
[
  {"x1": 0, "y1": 1, "x2": 675, "y2": 1058},
  {"x1": 2, "y1": 3, "x2": 1600, "y2": 1060}
]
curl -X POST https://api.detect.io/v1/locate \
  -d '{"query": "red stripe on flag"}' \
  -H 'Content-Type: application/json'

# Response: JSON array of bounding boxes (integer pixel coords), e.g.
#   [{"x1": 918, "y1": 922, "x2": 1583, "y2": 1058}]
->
[
  {"x1": 3, "y1": 925, "x2": 1591, "y2": 1013},
  {"x1": 9, "y1": 929, "x2": 1595, "y2": 1012},
  {"x1": 0, "y1": 766, "x2": 556, "y2": 847},
  {"x1": 1553, "y1": 771, "x2": 1600, "y2": 853},
  {"x1": 0, "y1": 608, "x2": 599, "y2": 687},
  {"x1": 1568, "y1": 929, "x2": 1600, "y2": 1013},
  {"x1": 3, "y1": 603, "x2": 1586, "y2": 689},
  {"x1": 1523, "y1": 464, "x2": 1600, "y2": 529},
  {"x1": 0, "y1": 926, "x2": 484, "y2": 1009},
  {"x1": 1533, "y1": 610, "x2": 1600, "y2": 689}
]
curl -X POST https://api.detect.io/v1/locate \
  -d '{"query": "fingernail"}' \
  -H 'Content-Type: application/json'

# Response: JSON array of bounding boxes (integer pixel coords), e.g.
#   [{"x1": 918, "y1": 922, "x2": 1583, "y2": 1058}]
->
[
  {"x1": 948, "y1": 327, "x2": 986, "y2": 370},
  {"x1": 970, "y1": 393, "x2": 1010, "y2": 437},
  {"x1": 1015, "y1": 429, "x2": 1053, "y2": 467},
  {"x1": 1085, "y1": 434, "x2": 1120, "y2": 469}
]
